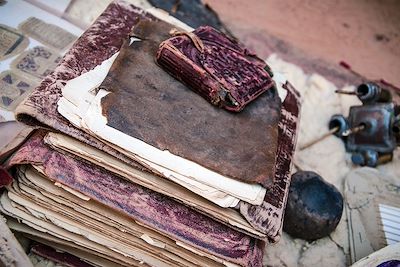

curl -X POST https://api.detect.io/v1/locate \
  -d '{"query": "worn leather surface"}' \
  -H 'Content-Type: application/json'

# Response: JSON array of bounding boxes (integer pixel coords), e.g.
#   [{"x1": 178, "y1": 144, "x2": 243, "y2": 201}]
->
[
  {"x1": 240, "y1": 82, "x2": 301, "y2": 242},
  {"x1": 157, "y1": 26, "x2": 274, "y2": 112},
  {"x1": 101, "y1": 19, "x2": 281, "y2": 186}
]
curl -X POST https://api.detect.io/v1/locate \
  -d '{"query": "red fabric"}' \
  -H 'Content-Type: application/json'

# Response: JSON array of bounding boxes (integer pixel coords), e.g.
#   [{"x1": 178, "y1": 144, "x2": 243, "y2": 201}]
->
[{"x1": 0, "y1": 166, "x2": 13, "y2": 187}]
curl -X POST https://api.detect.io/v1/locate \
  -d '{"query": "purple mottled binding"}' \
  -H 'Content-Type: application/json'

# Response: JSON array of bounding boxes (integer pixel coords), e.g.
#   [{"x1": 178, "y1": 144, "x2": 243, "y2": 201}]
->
[
  {"x1": 30, "y1": 244, "x2": 94, "y2": 267},
  {"x1": 377, "y1": 260, "x2": 400, "y2": 267},
  {"x1": 6, "y1": 131, "x2": 264, "y2": 267},
  {"x1": 156, "y1": 26, "x2": 274, "y2": 112},
  {"x1": 0, "y1": 167, "x2": 13, "y2": 187},
  {"x1": 240, "y1": 82, "x2": 301, "y2": 243}
]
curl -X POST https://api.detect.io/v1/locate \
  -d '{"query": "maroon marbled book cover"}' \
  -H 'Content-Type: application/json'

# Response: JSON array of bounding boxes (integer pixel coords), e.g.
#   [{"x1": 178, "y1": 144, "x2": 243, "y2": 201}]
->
[
  {"x1": 157, "y1": 26, "x2": 274, "y2": 112},
  {"x1": 30, "y1": 243, "x2": 94, "y2": 267},
  {"x1": 240, "y1": 82, "x2": 300, "y2": 242},
  {"x1": 6, "y1": 131, "x2": 264, "y2": 267}
]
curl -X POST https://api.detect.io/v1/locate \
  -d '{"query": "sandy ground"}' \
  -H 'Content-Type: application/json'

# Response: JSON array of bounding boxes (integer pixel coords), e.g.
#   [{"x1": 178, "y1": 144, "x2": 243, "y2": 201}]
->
[{"x1": 205, "y1": 0, "x2": 400, "y2": 88}]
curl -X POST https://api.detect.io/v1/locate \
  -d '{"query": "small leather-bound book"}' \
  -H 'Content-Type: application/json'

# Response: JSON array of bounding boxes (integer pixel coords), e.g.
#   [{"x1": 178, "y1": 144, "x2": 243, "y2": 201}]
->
[{"x1": 156, "y1": 25, "x2": 275, "y2": 112}]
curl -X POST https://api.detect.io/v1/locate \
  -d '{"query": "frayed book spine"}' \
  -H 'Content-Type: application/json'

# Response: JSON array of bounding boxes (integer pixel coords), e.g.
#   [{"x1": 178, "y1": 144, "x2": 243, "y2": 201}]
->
[{"x1": 156, "y1": 26, "x2": 275, "y2": 112}]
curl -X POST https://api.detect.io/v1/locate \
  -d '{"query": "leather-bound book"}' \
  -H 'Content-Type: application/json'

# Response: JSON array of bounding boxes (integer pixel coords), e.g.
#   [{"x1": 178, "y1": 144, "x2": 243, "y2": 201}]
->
[{"x1": 156, "y1": 25, "x2": 275, "y2": 112}]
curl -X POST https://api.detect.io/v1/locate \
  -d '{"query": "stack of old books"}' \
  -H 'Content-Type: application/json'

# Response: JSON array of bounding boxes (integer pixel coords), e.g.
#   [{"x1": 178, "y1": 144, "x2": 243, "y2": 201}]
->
[{"x1": 0, "y1": 1, "x2": 300, "y2": 266}]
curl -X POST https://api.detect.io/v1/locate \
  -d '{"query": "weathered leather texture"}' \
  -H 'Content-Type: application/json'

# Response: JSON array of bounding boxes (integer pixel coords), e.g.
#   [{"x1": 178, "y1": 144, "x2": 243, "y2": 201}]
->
[
  {"x1": 157, "y1": 26, "x2": 275, "y2": 112},
  {"x1": 240, "y1": 82, "x2": 301, "y2": 242},
  {"x1": 101, "y1": 19, "x2": 281, "y2": 186}
]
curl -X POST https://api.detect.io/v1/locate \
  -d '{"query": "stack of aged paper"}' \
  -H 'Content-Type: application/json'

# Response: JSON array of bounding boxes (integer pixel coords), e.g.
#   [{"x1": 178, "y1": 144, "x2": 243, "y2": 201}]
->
[
  {"x1": 1, "y1": 1, "x2": 300, "y2": 266},
  {"x1": 3, "y1": 131, "x2": 264, "y2": 266}
]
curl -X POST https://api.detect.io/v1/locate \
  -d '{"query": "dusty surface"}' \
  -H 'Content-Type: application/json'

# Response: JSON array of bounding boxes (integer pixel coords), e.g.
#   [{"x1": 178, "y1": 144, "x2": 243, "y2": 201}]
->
[
  {"x1": 262, "y1": 53, "x2": 400, "y2": 267},
  {"x1": 262, "y1": 55, "x2": 354, "y2": 267},
  {"x1": 205, "y1": 0, "x2": 400, "y2": 87}
]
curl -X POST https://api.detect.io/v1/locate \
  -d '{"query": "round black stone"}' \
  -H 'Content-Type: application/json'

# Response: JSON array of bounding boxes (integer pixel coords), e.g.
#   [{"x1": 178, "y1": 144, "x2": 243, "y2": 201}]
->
[{"x1": 283, "y1": 171, "x2": 343, "y2": 241}]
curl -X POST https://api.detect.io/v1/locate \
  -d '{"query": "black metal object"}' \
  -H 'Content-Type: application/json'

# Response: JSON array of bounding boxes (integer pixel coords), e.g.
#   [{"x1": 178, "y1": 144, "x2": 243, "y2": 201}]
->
[
  {"x1": 329, "y1": 114, "x2": 349, "y2": 137},
  {"x1": 356, "y1": 83, "x2": 392, "y2": 104},
  {"x1": 331, "y1": 82, "x2": 399, "y2": 167}
]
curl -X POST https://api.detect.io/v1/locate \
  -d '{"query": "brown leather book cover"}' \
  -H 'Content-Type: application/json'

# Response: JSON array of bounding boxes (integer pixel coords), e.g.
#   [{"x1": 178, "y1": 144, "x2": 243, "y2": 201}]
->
[{"x1": 101, "y1": 19, "x2": 281, "y2": 186}]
